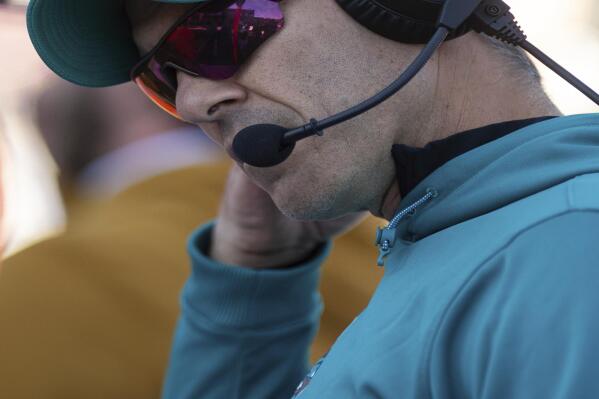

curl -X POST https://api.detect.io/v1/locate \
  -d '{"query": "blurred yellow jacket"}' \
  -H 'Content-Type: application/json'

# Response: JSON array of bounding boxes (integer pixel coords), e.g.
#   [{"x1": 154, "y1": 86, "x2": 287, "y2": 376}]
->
[{"x1": 0, "y1": 161, "x2": 383, "y2": 399}]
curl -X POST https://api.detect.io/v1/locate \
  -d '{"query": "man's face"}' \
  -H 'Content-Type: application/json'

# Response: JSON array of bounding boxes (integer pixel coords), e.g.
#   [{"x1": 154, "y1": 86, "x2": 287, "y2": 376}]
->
[{"x1": 127, "y1": 0, "x2": 437, "y2": 220}]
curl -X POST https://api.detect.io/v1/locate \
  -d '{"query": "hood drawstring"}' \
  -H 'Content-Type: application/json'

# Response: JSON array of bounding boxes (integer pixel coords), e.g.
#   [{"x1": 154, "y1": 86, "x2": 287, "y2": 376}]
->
[{"x1": 375, "y1": 187, "x2": 439, "y2": 267}]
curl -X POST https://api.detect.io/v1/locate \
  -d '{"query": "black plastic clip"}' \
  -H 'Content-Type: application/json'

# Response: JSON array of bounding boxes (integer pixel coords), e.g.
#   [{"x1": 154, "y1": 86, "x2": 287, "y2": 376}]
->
[{"x1": 310, "y1": 118, "x2": 325, "y2": 137}]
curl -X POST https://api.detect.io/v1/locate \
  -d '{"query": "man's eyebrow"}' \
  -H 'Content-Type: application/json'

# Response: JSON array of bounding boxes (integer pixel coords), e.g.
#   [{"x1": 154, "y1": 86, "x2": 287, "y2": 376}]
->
[{"x1": 128, "y1": 2, "x2": 197, "y2": 55}]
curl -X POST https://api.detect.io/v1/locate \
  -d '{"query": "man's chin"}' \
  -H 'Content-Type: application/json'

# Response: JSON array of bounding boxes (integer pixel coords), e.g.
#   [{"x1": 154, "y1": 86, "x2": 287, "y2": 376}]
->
[
  {"x1": 270, "y1": 188, "x2": 339, "y2": 221},
  {"x1": 242, "y1": 165, "x2": 342, "y2": 220}
]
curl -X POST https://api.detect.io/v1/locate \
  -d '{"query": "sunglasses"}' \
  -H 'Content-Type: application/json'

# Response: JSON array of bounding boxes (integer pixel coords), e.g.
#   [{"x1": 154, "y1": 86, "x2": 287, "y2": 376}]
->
[{"x1": 130, "y1": 0, "x2": 284, "y2": 120}]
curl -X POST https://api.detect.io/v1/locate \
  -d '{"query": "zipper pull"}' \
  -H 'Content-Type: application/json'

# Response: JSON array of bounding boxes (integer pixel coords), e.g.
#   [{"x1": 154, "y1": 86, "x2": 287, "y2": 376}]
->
[
  {"x1": 375, "y1": 227, "x2": 397, "y2": 267},
  {"x1": 377, "y1": 245, "x2": 391, "y2": 267},
  {"x1": 373, "y1": 187, "x2": 438, "y2": 267}
]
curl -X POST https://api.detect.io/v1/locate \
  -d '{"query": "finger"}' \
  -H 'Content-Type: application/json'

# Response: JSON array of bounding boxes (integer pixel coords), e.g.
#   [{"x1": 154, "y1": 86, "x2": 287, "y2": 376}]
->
[{"x1": 219, "y1": 164, "x2": 281, "y2": 225}]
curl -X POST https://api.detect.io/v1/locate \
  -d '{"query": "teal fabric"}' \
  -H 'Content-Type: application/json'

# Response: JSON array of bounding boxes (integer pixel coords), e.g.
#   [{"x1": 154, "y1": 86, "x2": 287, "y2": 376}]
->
[
  {"x1": 164, "y1": 113, "x2": 599, "y2": 398},
  {"x1": 165, "y1": 223, "x2": 331, "y2": 399},
  {"x1": 26, "y1": 0, "x2": 208, "y2": 87}
]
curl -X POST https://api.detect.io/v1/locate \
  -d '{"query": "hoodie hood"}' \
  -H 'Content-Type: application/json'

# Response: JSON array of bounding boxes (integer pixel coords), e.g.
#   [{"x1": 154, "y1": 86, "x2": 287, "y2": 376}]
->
[{"x1": 392, "y1": 113, "x2": 599, "y2": 242}]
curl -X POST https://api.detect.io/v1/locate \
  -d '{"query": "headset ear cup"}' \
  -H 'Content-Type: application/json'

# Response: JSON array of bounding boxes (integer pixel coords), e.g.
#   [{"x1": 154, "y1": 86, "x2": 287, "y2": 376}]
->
[{"x1": 335, "y1": 0, "x2": 471, "y2": 44}]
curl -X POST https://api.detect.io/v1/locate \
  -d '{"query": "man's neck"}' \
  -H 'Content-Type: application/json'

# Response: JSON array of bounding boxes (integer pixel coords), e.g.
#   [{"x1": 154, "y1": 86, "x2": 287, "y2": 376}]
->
[
  {"x1": 427, "y1": 85, "x2": 562, "y2": 147},
  {"x1": 425, "y1": 34, "x2": 562, "y2": 145},
  {"x1": 376, "y1": 34, "x2": 562, "y2": 220}
]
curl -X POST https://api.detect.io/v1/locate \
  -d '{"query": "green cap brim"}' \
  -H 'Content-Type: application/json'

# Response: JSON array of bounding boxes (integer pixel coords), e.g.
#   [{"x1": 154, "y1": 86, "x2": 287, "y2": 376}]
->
[{"x1": 27, "y1": 0, "x2": 206, "y2": 87}]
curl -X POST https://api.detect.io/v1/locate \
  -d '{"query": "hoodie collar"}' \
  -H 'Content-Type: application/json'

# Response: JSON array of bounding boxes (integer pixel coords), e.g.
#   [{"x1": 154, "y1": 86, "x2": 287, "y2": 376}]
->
[
  {"x1": 392, "y1": 116, "x2": 557, "y2": 199},
  {"x1": 388, "y1": 114, "x2": 599, "y2": 243}
]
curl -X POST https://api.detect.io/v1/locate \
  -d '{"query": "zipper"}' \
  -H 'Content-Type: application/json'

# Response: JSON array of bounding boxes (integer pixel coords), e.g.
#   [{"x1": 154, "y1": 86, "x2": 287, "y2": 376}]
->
[{"x1": 375, "y1": 187, "x2": 438, "y2": 267}]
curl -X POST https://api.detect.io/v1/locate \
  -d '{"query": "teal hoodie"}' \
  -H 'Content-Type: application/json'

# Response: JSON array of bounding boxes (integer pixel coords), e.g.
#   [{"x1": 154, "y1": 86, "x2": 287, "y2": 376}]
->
[{"x1": 162, "y1": 114, "x2": 599, "y2": 398}]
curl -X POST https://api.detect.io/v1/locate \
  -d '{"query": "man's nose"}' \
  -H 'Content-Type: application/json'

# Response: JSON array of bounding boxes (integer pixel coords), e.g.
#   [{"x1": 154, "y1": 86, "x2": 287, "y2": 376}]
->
[{"x1": 175, "y1": 71, "x2": 248, "y2": 123}]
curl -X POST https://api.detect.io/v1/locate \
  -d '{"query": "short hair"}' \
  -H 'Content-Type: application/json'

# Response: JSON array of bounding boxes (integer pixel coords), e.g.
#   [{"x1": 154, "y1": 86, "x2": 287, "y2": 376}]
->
[{"x1": 480, "y1": 33, "x2": 542, "y2": 85}]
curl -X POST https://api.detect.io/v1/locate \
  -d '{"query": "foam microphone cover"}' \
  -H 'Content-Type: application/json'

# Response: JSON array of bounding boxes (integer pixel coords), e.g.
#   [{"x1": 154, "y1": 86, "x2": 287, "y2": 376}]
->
[{"x1": 232, "y1": 124, "x2": 296, "y2": 167}]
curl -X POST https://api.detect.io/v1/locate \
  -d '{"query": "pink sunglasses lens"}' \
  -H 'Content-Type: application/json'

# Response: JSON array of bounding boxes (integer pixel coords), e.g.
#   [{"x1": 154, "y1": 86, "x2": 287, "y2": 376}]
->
[
  {"x1": 133, "y1": 0, "x2": 284, "y2": 117},
  {"x1": 156, "y1": 0, "x2": 285, "y2": 80}
]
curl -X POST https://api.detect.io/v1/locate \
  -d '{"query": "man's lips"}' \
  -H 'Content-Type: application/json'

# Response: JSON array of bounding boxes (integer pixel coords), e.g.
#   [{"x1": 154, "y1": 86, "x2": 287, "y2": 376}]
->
[
  {"x1": 225, "y1": 145, "x2": 244, "y2": 165},
  {"x1": 219, "y1": 131, "x2": 236, "y2": 161},
  {"x1": 223, "y1": 120, "x2": 298, "y2": 167}
]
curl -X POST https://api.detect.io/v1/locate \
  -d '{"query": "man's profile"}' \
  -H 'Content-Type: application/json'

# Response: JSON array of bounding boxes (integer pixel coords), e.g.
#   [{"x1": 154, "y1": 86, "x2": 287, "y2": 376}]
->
[{"x1": 25, "y1": 0, "x2": 599, "y2": 398}]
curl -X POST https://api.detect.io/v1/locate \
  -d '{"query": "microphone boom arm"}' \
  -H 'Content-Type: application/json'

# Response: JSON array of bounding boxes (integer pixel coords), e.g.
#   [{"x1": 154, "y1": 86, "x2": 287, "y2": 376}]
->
[{"x1": 281, "y1": 27, "x2": 450, "y2": 146}]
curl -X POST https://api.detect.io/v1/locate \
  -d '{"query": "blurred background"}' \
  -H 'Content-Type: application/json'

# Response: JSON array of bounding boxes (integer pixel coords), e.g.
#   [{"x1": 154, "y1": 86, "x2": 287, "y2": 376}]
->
[{"x1": 1, "y1": 0, "x2": 599, "y2": 255}]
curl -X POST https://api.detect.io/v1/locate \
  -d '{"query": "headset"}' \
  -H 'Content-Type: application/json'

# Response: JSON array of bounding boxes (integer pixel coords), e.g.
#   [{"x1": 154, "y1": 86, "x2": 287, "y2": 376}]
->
[{"x1": 232, "y1": 0, "x2": 599, "y2": 168}]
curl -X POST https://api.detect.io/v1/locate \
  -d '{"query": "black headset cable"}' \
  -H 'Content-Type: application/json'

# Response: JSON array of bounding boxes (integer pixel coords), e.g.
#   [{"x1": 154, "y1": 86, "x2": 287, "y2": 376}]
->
[
  {"x1": 470, "y1": 0, "x2": 599, "y2": 106},
  {"x1": 280, "y1": 27, "x2": 450, "y2": 146}
]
